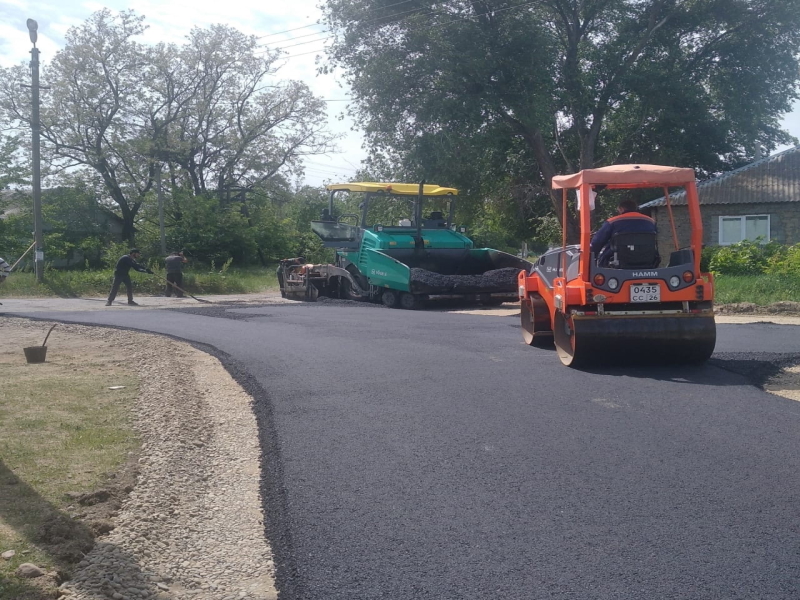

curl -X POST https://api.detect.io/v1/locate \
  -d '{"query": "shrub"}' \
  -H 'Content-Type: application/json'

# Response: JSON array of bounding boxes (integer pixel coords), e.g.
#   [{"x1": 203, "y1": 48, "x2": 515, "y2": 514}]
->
[
  {"x1": 765, "y1": 243, "x2": 800, "y2": 276},
  {"x1": 707, "y1": 240, "x2": 785, "y2": 275},
  {"x1": 700, "y1": 245, "x2": 721, "y2": 272}
]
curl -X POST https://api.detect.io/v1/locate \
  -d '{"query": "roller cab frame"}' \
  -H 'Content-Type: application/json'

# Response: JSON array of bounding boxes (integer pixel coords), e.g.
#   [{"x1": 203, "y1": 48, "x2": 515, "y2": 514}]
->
[{"x1": 518, "y1": 164, "x2": 716, "y2": 367}]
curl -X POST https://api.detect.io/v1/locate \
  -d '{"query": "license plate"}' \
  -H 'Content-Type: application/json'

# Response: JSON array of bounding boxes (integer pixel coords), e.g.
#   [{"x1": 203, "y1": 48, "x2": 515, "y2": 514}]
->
[{"x1": 630, "y1": 284, "x2": 660, "y2": 302}]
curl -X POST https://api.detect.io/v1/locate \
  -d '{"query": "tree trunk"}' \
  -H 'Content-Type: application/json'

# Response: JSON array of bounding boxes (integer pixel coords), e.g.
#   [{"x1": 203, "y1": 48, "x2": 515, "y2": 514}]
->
[{"x1": 517, "y1": 125, "x2": 580, "y2": 244}]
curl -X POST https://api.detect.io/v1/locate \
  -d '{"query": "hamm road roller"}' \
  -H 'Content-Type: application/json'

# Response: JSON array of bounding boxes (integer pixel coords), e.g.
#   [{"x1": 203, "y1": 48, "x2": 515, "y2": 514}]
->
[{"x1": 518, "y1": 164, "x2": 716, "y2": 367}]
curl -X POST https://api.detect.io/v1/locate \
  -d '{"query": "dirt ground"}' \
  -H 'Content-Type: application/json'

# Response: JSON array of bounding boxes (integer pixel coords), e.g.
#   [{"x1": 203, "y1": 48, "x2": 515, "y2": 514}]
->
[
  {"x1": 0, "y1": 321, "x2": 143, "y2": 597},
  {"x1": 0, "y1": 318, "x2": 275, "y2": 600}
]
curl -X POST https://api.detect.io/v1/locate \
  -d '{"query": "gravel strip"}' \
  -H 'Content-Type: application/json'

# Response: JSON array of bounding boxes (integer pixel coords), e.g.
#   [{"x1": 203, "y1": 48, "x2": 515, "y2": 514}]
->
[{"x1": 3, "y1": 318, "x2": 276, "y2": 600}]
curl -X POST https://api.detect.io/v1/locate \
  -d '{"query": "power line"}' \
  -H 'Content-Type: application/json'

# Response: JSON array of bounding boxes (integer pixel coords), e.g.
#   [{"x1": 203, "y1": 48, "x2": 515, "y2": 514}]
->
[
  {"x1": 257, "y1": 23, "x2": 326, "y2": 39},
  {"x1": 259, "y1": 0, "x2": 432, "y2": 54},
  {"x1": 305, "y1": 159, "x2": 359, "y2": 169},
  {"x1": 262, "y1": 29, "x2": 332, "y2": 46},
  {"x1": 279, "y1": 47, "x2": 332, "y2": 59},
  {"x1": 273, "y1": 35, "x2": 332, "y2": 51},
  {"x1": 268, "y1": 4, "x2": 422, "y2": 51},
  {"x1": 257, "y1": 0, "x2": 420, "y2": 40},
  {"x1": 278, "y1": 0, "x2": 544, "y2": 61}
]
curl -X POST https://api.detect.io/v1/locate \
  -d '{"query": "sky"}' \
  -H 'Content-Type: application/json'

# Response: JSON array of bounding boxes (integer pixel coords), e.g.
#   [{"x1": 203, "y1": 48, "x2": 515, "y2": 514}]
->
[
  {"x1": 0, "y1": 0, "x2": 368, "y2": 187},
  {"x1": 1, "y1": 0, "x2": 799, "y2": 188}
]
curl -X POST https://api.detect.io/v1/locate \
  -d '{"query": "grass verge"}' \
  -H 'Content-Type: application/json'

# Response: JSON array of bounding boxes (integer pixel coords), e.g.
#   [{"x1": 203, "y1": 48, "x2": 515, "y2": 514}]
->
[
  {"x1": 0, "y1": 266, "x2": 278, "y2": 298},
  {"x1": 0, "y1": 329, "x2": 139, "y2": 599},
  {"x1": 714, "y1": 274, "x2": 800, "y2": 305}
]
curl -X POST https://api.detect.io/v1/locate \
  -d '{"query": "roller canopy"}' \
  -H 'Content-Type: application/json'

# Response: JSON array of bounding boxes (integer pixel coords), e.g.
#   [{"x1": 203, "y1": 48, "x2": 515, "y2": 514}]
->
[
  {"x1": 326, "y1": 182, "x2": 458, "y2": 196},
  {"x1": 552, "y1": 165, "x2": 696, "y2": 189}
]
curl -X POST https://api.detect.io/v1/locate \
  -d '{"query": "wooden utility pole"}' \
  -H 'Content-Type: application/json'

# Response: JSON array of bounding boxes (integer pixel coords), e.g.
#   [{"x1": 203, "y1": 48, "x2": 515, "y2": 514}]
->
[{"x1": 27, "y1": 18, "x2": 44, "y2": 282}]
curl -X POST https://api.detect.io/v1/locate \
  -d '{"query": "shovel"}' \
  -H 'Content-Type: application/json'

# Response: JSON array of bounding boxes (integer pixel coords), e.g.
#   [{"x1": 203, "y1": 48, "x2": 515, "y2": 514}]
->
[
  {"x1": 163, "y1": 277, "x2": 213, "y2": 304},
  {"x1": 23, "y1": 323, "x2": 57, "y2": 364}
]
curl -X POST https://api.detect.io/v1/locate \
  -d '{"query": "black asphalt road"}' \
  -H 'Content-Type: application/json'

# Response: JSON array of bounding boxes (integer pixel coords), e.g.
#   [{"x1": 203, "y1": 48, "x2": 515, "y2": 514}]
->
[{"x1": 10, "y1": 303, "x2": 800, "y2": 599}]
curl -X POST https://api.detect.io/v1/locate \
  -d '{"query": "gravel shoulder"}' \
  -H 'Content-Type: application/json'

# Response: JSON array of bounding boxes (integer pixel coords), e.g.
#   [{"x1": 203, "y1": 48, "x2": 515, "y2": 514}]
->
[{"x1": 0, "y1": 318, "x2": 276, "y2": 600}]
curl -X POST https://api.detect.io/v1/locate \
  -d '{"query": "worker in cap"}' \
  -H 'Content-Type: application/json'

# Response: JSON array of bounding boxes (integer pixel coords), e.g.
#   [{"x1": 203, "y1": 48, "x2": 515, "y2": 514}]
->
[{"x1": 105, "y1": 248, "x2": 153, "y2": 306}]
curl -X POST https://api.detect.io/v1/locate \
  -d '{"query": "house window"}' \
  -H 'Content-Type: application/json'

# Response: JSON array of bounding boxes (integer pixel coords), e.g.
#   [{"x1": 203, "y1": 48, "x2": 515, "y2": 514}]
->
[{"x1": 718, "y1": 215, "x2": 770, "y2": 245}]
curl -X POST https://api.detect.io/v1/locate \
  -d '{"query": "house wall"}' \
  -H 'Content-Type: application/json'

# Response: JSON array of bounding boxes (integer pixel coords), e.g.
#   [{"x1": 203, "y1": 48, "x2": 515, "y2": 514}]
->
[{"x1": 648, "y1": 202, "x2": 800, "y2": 252}]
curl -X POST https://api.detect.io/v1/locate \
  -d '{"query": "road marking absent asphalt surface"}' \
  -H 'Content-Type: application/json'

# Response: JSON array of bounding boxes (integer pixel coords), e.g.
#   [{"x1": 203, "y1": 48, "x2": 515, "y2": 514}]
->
[
  {"x1": 0, "y1": 293, "x2": 293, "y2": 313},
  {"x1": 5, "y1": 296, "x2": 800, "y2": 325},
  {"x1": 451, "y1": 306, "x2": 800, "y2": 325}
]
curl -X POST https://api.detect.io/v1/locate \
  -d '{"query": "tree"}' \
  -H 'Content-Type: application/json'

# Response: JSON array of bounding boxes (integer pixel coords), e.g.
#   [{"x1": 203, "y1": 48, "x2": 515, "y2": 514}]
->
[
  {"x1": 166, "y1": 25, "x2": 337, "y2": 203},
  {"x1": 0, "y1": 134, "x2": 25, "y2": 190},
  {"x1": 0, "y1": 10, "x2": 338, "y2": 243},
  {"x1": 323, "y1": 0, "x2": 800, "y2": 236},
  {"x1": 0, "y1": 11, "x2": 152, "y2": 241}
]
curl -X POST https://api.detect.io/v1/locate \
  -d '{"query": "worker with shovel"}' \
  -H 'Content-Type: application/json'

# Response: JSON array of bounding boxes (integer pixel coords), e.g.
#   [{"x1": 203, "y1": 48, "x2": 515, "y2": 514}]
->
[
  {"x1": 0, "y1": 257, "x2": 10, "y2": 282},
  {"x1": 0, "y1": 257, "x2": 10, "y2": 304},
  {"x1": 105, "y1": 248, "x2": 153, "y2": 306},
  {"x1": 164, "y1": 250, "x2": 188, "y2": 297}
]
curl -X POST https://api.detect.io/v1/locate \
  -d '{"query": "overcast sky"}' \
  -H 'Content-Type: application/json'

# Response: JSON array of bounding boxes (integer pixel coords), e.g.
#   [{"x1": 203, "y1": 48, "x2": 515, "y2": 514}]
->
[{"x1": 1, "y1": 0, "x2": 798, "y2": 188}]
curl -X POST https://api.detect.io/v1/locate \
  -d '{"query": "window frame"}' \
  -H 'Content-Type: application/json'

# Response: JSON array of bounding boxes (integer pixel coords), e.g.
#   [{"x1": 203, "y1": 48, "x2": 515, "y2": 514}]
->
[{"x1": 718, "y1": 214, "x2": 771, "y2": 245}]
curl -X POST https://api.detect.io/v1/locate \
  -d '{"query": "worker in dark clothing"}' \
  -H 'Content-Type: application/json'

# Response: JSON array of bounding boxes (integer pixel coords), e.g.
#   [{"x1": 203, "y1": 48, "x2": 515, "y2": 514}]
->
[
  {"x1": 105, "y1": 248, "x2": 153, "y2": 306},
  {"x1": 164, "y1": 251, "x2": 188, "y2": 297},
  {"x1": 590, "y1": 198, "x2": 657, "y2": 265}
]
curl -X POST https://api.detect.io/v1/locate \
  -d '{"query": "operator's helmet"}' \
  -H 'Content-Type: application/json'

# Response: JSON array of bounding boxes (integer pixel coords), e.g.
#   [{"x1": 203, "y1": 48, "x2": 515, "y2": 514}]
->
[{"x1": 0, "y1": 258, "x2": 11, "y2": 282}]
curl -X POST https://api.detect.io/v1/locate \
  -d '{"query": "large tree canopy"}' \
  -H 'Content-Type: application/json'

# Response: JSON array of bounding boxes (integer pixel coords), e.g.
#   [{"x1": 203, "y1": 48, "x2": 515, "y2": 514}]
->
[
  {"x1": 0, "y1": 10, "x2": 337, "y2": 242},
  {"x1": 323, "y1": 0, "x2": 800, "y2": 235}
]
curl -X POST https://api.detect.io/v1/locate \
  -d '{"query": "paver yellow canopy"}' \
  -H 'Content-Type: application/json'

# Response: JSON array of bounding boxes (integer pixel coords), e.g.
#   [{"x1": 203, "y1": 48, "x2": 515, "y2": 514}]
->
[{"x1": 518, "y1": 164, "x2": 716, "y2": 367}]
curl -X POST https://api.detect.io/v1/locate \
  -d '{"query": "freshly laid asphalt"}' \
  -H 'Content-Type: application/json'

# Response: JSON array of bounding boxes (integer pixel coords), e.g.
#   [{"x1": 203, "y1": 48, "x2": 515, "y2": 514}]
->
[{"x1": 5, "y1": 298, "x2": 800, "y2": 599}]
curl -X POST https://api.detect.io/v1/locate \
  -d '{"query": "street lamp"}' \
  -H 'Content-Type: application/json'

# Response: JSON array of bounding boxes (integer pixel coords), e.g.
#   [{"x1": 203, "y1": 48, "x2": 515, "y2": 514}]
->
[{"x1": 27, "y1": 18, "x2": 44, "y2": 283}]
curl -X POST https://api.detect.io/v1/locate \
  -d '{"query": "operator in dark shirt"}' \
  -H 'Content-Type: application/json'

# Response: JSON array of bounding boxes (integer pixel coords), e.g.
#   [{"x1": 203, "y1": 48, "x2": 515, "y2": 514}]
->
[
  {"x1": 590, "y1": 198, "x2": 657, "y2": 265},
  {"x1": 105, "y1": 248, "x2": 153, "y2": 306}
]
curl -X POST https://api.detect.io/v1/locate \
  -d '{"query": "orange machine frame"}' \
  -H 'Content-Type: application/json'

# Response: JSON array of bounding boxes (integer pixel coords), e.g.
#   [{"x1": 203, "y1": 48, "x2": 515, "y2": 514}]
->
[{"x1": 520, "y1": 164, "x2": 713, "y2": 321}]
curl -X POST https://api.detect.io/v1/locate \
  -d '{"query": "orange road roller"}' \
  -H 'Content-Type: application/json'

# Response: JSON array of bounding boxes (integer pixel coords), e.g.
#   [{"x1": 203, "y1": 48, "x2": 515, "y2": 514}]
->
[{"x1": 519, "y1": 164, "x2": 715, "y2": 367}]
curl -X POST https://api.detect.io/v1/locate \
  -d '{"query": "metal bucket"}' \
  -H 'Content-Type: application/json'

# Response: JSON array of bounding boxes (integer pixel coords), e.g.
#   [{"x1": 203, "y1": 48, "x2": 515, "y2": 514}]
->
[{"x1": 23, "y1": 346, "x2": 47, "y2": 364}]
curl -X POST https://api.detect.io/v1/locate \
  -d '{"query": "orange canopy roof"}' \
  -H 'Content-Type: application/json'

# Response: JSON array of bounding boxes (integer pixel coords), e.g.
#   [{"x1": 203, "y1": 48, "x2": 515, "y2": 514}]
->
[{"x1": 552, "y1": 164, "x2": 696, "y2": 189}]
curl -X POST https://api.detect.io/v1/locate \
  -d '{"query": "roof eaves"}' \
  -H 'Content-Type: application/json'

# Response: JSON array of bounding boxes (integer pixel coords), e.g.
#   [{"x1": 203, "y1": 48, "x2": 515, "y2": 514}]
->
[{"x1": 640, "y1": 146, "x2": 800, "y2": 208}]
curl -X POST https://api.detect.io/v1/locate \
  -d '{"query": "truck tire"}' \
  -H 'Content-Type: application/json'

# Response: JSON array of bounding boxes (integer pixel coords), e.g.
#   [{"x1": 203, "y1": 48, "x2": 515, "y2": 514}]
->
[
  {"x1": 381, "y1": 289, "x2": 399, "y2": 308},
  {"x1": 480, "y1": 293, "x2": 505, "y2": 306},
  {"x1": 400, "y1": 292, "x2": 421, "y2": 310}
]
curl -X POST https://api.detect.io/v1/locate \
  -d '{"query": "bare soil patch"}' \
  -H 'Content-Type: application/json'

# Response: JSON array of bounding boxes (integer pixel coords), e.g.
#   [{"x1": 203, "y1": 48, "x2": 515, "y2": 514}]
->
[{"x1": 715, "y1": 301, "x2": 800, "y2": 315}]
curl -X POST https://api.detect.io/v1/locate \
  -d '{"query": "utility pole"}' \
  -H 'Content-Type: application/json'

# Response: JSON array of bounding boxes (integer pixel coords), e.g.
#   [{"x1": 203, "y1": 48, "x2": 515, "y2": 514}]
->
[
  {"x1": 157, "y1": 166, "x2": 166, "y2": 254},
  {"x1": 27, "y1": 19, "x2": 44, "y2": 283}
]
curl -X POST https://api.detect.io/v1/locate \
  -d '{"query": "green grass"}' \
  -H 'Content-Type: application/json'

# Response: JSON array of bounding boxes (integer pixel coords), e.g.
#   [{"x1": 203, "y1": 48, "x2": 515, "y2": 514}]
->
[
  {"x1": 5, "y1": 265, "x2": 797, "y2": 306},
  {"x1": 713, "y1": 274, "x2": 800, "y2": 305},
  {"x1": 0, "y1": 339, "x2": 140, "y2": 597},
  {"x1": 0, "y1": 266, "x2": 279, "y2": 298}
]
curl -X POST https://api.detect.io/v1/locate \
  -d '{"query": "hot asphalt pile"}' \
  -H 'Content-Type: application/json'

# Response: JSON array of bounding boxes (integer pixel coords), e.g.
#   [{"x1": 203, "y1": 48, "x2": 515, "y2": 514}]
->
[{"x1": 409, "y1": 267, "x2": 520, "y2": 293}]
